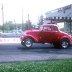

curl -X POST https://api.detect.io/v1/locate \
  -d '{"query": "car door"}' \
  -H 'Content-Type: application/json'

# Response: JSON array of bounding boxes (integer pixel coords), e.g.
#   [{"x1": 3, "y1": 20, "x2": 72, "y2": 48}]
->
[{"x1": 40, "y1": 26, "x2": 59, "y2": 43}]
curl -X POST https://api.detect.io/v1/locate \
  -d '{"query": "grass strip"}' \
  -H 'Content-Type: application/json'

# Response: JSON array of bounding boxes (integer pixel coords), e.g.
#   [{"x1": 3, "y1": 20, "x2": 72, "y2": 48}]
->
[{"x1": 0, "y1": 59, "x2": 72, "y2": 72}]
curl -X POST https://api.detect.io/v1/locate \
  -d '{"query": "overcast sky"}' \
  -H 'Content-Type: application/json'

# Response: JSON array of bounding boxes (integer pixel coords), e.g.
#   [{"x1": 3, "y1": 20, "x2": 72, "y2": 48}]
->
[{"x1": 0, "y1": 0, "x2": 72, "y2": 25}]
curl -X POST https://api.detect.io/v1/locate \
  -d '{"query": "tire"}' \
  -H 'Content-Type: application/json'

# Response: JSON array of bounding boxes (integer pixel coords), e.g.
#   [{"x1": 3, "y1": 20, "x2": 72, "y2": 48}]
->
[
  {"x1": 60, "y1": 39, "x2": 70, "y2": 49},
  {"x1": 21, "y1": 38, "x2": 33, "y2": 48}
]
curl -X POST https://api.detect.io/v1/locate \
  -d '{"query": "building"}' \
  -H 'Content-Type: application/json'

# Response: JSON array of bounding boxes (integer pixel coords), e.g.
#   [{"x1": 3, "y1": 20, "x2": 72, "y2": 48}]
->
[{"x1": 45, "y1": 4, "x2": 72, "y2": 33}]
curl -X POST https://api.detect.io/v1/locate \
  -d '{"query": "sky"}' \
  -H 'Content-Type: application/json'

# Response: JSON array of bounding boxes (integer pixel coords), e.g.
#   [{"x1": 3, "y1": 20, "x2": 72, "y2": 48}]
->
[{"x1": 0, "y1": 0, "x2": 72, "y2": 25}]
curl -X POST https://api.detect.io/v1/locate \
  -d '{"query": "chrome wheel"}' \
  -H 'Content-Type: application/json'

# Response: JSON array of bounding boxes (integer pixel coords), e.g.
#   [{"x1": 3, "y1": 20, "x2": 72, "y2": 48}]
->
[
  {"x1": 61, "y1": 40, "x2": 69, "y2": 49},
  {"x1": 24, "y1": 38, "x2": 33, "y2": 48}
]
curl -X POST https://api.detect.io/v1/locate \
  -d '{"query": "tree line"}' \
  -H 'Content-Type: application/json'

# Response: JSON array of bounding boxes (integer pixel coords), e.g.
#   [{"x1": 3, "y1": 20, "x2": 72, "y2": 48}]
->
[
  {"x1": 0, "y1": 15, "x2": 44, "y2": 32},
  {"x1": 0, "y1": 20, "x2": 33, "y2": 32}
]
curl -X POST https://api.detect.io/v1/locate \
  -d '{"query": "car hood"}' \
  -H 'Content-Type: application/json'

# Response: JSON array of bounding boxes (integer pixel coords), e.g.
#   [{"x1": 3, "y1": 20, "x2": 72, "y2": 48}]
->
[{"x1": 23, "y1": 29, "x2": 40, "y2": 34}]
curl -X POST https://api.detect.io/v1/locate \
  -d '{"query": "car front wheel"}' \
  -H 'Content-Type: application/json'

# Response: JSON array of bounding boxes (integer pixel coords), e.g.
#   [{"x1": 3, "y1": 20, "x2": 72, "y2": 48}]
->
[{"x1": 22, "y1": 38, "x2": 33, "y2": 48}]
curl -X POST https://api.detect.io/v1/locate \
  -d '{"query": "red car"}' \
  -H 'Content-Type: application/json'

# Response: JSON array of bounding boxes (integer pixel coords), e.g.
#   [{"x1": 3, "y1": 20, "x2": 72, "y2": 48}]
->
[{"x1": 20, "y1": 24, "x2": 72, "y2": 49}]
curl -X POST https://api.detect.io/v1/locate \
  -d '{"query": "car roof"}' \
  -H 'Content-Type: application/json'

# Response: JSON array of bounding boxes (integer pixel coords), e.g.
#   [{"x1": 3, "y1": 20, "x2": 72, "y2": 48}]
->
[{"x1": 42, "y1": 24, "x2": 57, "y2": 26}]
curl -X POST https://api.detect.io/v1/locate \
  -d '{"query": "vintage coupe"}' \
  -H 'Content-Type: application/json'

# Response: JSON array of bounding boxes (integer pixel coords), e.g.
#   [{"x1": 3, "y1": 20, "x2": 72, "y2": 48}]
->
[{"x1": 20, "y1": 24, "x2": 72, "y2": 49}]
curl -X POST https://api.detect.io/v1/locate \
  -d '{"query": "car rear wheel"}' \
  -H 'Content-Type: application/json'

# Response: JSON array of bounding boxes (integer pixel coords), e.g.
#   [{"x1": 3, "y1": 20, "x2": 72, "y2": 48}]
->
[
  {"x1": 22, "y1": 38, "x2": 33, "y2": 48},
  {"x1": 60, "y1": 39, "x2": 70, "y2": 49}
]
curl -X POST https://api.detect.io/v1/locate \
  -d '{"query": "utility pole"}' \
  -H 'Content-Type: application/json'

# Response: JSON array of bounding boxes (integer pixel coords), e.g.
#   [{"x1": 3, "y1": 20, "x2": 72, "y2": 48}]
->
[
  {"x1": 1, "y1": 4, "x2": 4, "y2": 33},
  {"x1": 14, "y1": 20, "x2": 16, "y2": 30},
  {"x1": 22, "y1": 8, "x2": 23, "y2": 30},
  {"x1": 28, "y1": 13, "x2": 30, "y2": 29},
  {"x1": 28, "y1": 13, "x2": 29, "y2": 21}
]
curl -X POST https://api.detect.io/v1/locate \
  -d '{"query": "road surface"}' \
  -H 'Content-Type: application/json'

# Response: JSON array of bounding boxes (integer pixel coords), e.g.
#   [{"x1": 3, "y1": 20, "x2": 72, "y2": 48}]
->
[{"x1": 0, "y1": 41, "x2": 72, "y2": 62}]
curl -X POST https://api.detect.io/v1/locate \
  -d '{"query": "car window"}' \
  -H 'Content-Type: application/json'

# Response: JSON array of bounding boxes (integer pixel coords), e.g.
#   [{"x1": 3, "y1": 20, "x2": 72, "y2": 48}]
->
[
  {"x1": 43, "y1": 26, "x2": 51, "y2": 31},
  {"x1": 51, "y1": 26, "x2": 58, "y2": 31},
  {"x1": 39, "y1": 26, "x2": 43, "y2": 30}
]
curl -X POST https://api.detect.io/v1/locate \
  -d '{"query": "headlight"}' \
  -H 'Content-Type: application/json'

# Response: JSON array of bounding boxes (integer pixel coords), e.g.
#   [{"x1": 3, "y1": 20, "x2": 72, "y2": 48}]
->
[
  {"x1": 21, "y1": 32, "x2": 27, "y2": 37},
  {"x1": 23, "y1": 32, "x2": 27, "y2": 35},
  {"x1": 21, "y1": 35, "x2": 24, "y2": 38}
]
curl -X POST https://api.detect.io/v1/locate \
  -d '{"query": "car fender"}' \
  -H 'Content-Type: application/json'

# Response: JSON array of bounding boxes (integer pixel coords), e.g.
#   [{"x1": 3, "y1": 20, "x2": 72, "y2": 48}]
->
[
  {"x1": 59, "y1": 35, "x2": 70, "y2": 43},
  {"x1": 23, "y1": 35, "x2": 39, "y2": 43}
]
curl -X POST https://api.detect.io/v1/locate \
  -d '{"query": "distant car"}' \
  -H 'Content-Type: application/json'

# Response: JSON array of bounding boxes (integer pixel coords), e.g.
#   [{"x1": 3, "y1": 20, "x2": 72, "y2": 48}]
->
[
  {"x1": 20, "y1": 24, "x2": 72, "y2": 49},
  {"x1": 11, "y1": 30, "x2": 23, "y2": 34},
  {"x1": 0, "y1": 30, "x2": 23, "y2": 38}
]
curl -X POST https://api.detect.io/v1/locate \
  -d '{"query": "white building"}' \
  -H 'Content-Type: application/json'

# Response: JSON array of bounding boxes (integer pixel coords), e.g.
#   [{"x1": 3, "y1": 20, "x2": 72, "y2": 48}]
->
[{"x1": 45, "y1": 4, "x2": 72, "y2": 33}]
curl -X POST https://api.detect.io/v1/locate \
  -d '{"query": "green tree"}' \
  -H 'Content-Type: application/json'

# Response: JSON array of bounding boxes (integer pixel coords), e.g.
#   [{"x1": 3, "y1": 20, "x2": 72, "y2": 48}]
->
[
  {"x1": 38, "y1": 15, "x2": 44, "y2": 25},
  {"x1": 24, "y1": 20, "x2": 32, "y2": 30},
  {"x1": 1, "y1": 20, "x2": 33, "y2": 32},
  {"x1": 0, "y1": 25, "x2": 2, "y2": 31}
]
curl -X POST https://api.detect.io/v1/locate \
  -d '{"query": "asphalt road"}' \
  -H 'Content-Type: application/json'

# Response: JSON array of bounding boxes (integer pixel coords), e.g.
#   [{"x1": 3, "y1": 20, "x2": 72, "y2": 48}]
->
[{"x1": 0, "y1": 43, "x2": 72, "y2": 62}]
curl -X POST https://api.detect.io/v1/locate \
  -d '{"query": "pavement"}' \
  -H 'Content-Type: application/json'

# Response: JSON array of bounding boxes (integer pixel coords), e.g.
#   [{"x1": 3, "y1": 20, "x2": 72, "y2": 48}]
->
[{"x1": 0, "y1": 53, "x2": 72, "y2": 62}]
